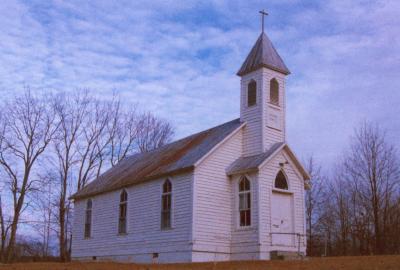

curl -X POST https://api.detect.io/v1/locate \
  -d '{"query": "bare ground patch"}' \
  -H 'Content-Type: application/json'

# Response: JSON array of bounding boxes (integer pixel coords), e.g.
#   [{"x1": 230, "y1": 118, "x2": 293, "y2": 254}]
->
[{"x1": 1, "y1": 255, "x2": 400, "y2": 270}]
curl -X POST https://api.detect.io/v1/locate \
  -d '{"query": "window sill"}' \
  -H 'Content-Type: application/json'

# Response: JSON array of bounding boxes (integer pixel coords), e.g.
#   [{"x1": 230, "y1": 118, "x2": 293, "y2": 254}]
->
[
  {"x1": 268, "y1": 102, "x2": 281, "y2": 109},
  {"x1": 117, "y1": 233, "x2": 128, "y2": 236},
  {"x1": 266, "y1": 125, "x2": 282, "y2": 131},
  {"x1": 235, "y1": 226, "x2": 256, "y2": 232},
  {"x1": 272, "y1": 188, "x2": 293, "y2": 194},
  {"x1": 161, "y1": 227, "x2": 174, "y2": 231}
]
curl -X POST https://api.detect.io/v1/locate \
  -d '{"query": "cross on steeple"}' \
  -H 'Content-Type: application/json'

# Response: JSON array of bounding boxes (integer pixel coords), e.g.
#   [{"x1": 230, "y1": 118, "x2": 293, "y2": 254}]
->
[{"x1": 259, "y1": 9, "x2": 268, "y2": 33}]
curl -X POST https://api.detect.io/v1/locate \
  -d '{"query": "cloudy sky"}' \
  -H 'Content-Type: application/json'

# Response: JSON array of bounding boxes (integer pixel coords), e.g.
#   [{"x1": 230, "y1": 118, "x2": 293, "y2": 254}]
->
[{"x1": 0, "y1": 0, "x2": 399, "y2": 169}]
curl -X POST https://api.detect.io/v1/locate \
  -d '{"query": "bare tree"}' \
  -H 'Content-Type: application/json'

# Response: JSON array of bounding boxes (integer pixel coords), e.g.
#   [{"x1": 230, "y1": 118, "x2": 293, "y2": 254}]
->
[
  {"x1": 317, "y1": 188, "x2": 336, "y2": 256},
  {"x1": 0, "y1": 194, "x2": 4, "y2": 261},
  {"x1": 309, "y1": 121, "x2": 400, "y2": 256},
  {"x1": 0, "y1": 89, "x2": 175, "y2": 262},
  {"x1": 0, "y1": 90, "x2": 57, "y2": 262},
  {"x1": 76, "y1": 98, "x2": 111, "y2": 190},
  {"x1": 344, "y1": 121, "x2": 399, "y2": 254},
  {"x1": 135, "y1": 112, "x2": 174, "y2": 153},
  {"x1": 385, "y1": 196, "x2": 400, "y2": 253},
  {"x1": 0, "y1": 193, "x2": 11, "y2": 262},
  {"x1": 108, "y1": 103, "x2": 140, "y2": 166},
  {"x1": 49, "y1": 91, "x2": 174, "y2": 261},
  {"x1": 107, "y1": 105, "x2": 174, "y2": 167},
  {"x1": 333, "y1": 171, "x2": 352, "y2": 255},
  {"x1": 30, "y1": 178, "x2": 54, "y2": 258},
  {"x1": 51, "y1": 92, "x2": 89, "y2": 261},
  {"x1": 0, "y1": 125, "x2": 9, "y2": 262},
  {"x1": 305, "y1": 156, "x2": 324, "y2": 256}
]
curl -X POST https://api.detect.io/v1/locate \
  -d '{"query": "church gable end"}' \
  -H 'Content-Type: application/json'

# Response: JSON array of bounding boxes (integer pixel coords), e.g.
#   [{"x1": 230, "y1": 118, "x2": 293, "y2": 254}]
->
[{"x1": 257, "y1": 149, "x2": 307, "y2": 255}]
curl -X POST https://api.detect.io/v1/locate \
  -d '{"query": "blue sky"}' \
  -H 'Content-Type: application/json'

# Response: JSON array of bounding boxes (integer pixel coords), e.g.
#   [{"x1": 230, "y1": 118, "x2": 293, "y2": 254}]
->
[{"x1": 0, "y1": 0, "x2": 399, "y2": 169}]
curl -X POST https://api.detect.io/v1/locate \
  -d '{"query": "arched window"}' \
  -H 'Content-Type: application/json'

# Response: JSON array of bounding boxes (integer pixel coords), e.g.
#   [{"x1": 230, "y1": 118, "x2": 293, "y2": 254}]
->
[
  {"x1": 84, "y1": 199, "x2": 92, "y2": 238},
  {"x1": 270, "y1": 78, "x2": 279, "y2": 105},
  {"x1": 275, "y1": 170, "x2": 288, "y2": 190},
  {"x1": 238, "y1": 177, "x2": 251, "y2": 227},
  {"x1": 118, "y1": 190, "x2": 128, "y2": 234},
  {"x1": 161, "y1": 179, "x2": 172, "y2": 229},
  {"x1": 247, "y1": 80, "x2": 257, "y2": 107}
]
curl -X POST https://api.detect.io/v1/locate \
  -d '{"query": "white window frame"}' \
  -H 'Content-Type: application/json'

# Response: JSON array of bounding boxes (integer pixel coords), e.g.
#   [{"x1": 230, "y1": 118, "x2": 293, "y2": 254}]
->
[
  {"x1": 238, "y1": 176, "x2": 252, "y2": 228},
  {"x1": 118, "y1": 189, "x2": 128, "y2": 235},
  {"x1": 160, "y1": 178, "x2": 173, "y2": 230},
  {"x1": 272, "y1": 167, "x2": 293, "y2": 194},
  {"x1": 84, "y1": 199, "x2": 92, "y2": 239}
]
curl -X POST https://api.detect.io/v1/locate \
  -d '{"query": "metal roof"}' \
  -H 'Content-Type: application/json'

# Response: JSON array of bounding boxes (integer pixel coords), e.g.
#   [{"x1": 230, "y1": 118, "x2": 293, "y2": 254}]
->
[
  {"x1": 71, "y1": 118, "x2": 243, "y2": 201},
  {"x1": 226, "y1": 142, "x2": 284, "y2": 175},
  {"x1": 237, "y1": 32, "x2": 290, "y2": 76},
  {"x1": 226, "y1": 142, "x2": 310, "y2": 183}
]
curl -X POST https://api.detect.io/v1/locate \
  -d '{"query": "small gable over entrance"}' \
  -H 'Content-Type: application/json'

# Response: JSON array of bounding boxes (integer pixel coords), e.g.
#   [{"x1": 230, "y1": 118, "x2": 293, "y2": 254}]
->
[{"x1": 226, "y1": 142, "x2": 310, "y2": 187}]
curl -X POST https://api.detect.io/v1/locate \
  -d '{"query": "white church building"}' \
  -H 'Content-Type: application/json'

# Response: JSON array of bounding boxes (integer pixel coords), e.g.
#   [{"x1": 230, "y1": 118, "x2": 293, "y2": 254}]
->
[{"x1": 71, "y1": 24, "x2": 310, "y2": 263}]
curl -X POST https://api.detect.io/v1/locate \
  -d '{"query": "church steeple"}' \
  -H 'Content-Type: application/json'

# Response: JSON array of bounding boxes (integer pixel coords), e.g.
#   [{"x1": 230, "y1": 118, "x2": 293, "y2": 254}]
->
[
  {"x1": 237, "y1": 32, "x2": 290, "y2": 76},
  {"x1": 237, "y1": 10, "x2": 290, "y2": 76},
  {"x1": 238, "y1": 13, "x2": 289, "y2": 156}
]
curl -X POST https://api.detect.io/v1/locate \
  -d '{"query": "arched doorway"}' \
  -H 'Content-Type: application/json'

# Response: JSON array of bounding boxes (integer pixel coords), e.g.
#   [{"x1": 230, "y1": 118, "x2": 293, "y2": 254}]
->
[{"x1": 271, "y1": 170, "x2": 294, "y2": 246}]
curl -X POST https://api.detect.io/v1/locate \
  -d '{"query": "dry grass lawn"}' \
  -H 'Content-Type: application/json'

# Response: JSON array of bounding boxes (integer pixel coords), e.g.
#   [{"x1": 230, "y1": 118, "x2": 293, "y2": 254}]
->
[{"x1": 1, "y1": 255, "x2": 400, "y2": 270}]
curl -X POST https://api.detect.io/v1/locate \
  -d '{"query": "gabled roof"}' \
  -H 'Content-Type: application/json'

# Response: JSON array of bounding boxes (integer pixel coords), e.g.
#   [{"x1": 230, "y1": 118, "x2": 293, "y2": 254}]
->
[
  {"x1": 226, "y1": 142, "x2": 284, "y2": 175},
  {"x1": 237, "y1": 32, "x2": 290, "y2": 76},
  {"x1": 226, "y1": 142, "x2": 310, "y2": 181},
  {"x1": 71, "y1": 119, "x2": 244, "y2": 201}
]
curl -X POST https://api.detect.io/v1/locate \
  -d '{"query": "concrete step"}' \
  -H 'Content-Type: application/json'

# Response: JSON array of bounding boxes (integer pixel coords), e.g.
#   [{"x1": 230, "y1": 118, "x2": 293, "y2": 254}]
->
[{"x1": 270, "y1": 250, "x2": 306, "y2": 261}]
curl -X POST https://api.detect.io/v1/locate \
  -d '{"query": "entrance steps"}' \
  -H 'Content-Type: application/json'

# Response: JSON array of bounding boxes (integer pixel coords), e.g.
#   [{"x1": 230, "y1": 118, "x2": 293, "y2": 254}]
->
[{"x1": 270, "y1": 250, "x2": 307, "y2": 261}]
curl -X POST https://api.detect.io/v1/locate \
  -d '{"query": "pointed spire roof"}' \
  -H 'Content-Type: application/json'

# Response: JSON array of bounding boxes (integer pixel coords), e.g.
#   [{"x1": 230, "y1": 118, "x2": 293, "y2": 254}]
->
[{"x1": 237, "y1": 32, "x2": 290, "y2": 76}]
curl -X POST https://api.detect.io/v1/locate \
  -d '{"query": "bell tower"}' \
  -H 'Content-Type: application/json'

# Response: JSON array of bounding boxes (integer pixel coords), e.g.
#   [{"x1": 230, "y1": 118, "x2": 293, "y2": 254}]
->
[{"x1": 237, "y1": 11, "x2": 290, "y2": 157}]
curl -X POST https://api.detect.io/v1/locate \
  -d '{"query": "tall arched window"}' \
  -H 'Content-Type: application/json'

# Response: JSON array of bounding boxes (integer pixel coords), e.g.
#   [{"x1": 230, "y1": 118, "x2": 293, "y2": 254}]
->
[
  {"x1": 161, "y1": 179, "x2": 172, "y2": 229},
  {"x1": 239, "y1": 177, "x2": 251, "y2": 227},
  {"x1": 270, "y1": 78, "x2": 279, "y2": 105},
  {"x1": 247, "y1": 80, "x2": 257, "y2": 107},
  {"x1": 84, "y1": 199, "x2": 92, "y2": 238},
  {"x1": 118, "y1": 190, "x2": 128, "y2": 234},
  {"x1": 275, "y1": 170, "x2": 288, "y2": 190}
]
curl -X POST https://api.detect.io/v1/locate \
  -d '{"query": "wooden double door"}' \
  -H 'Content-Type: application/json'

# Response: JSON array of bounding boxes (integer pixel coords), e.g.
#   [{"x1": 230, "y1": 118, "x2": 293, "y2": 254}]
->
[{"x1": 271, "y1": 191, "x2": 295, "y2": 246}]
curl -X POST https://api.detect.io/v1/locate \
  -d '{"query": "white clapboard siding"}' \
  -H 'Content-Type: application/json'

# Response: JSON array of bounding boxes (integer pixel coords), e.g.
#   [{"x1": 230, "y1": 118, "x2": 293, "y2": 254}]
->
[
  {"x1": 230, "y1": 172, "x2": 260, "y2": 260},
  {"x1": 71, "y1": 172, "x2": 193, "y2": 263},
  {"x1": 192, "y1": 129, "x2": 243, "y2": 261},
  {"x1": 240, "y1": 70, "x2": 263, "y2": 157},
  {"x1": 262, "y1": 68, "x2": 286, "y2": 150},
  {"x1": 240, "y1": 68, "x2": 287, "y2": 156},
  {"x1": 258, "y1": 150, "x2": 306, "y2": 255}
]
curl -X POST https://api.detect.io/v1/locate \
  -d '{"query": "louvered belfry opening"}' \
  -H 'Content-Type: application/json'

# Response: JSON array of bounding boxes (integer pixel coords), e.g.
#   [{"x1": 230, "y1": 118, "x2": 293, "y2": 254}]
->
[
  {"x1": 247, "y1": 80, "x2": 257, "y2": 107},
  {"x1": 270, "y1": 78, "x2": 279, "y2": 105}
]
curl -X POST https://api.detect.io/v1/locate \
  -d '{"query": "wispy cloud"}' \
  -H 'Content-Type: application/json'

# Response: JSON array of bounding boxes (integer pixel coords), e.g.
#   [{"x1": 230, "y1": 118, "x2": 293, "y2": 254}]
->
[{"x1": 0, "y1": 0, "x2": 399, "y2": 168}]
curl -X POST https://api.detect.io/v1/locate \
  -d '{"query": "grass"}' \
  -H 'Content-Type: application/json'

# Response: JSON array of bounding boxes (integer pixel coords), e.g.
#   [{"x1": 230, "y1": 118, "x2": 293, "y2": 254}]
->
[{"x1": 1, "y1": 255, "x2": 400, "y2": 270}]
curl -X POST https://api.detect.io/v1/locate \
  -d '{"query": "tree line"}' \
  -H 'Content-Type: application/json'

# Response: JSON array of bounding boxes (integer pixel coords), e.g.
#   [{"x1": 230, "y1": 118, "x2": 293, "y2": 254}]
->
[
  {"x1": 0, "y1": 89, "x2": 174, "y2": 263},
  {"x1": 306, "y1": 122, "x2": 400, "y2": 256}
]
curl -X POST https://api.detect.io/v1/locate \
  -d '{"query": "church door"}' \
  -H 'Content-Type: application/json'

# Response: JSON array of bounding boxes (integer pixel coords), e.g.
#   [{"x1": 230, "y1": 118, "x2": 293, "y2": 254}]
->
[{"x1": 271, "y1": 191, "x2": 294, "y2": 246}]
